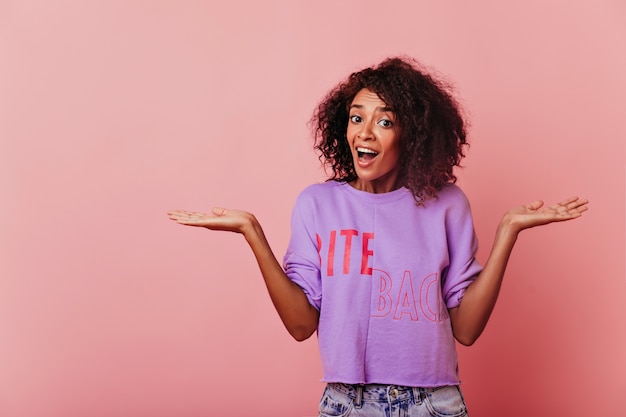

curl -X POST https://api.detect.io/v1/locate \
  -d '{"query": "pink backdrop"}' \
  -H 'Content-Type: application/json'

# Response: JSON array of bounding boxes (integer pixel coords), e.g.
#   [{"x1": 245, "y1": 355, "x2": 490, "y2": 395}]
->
[{"x1": 1, "y1": 1, "x2": 625, "y2": 416}]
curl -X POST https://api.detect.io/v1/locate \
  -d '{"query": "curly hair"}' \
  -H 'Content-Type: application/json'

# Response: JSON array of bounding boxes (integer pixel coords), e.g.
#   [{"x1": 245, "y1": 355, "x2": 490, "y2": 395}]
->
[{"x1": 311, "y1": 56, "x2": 468, "y2": 204}]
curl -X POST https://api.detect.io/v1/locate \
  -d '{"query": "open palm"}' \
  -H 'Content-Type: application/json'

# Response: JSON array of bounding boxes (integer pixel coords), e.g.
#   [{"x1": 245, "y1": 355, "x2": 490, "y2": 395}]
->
[
  {"x1": 505, "y1": 196, "x2": 589, "y2": 232},
  {"x1": 167, "y1": 208, "x2": 256, "y2": 234}
]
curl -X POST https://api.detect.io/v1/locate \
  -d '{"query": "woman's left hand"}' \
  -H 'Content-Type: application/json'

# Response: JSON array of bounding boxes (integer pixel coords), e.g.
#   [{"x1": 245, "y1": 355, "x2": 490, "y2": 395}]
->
[
  {"x1": 503, "y1": 196, "x2": 589, "y2": 233},
  {"x1": 450, "y1": 196, "x2": 589, "y2": 345}
]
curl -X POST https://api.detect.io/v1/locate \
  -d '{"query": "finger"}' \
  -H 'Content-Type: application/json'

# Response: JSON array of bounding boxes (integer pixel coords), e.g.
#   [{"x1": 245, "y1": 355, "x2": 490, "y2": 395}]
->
[
  {"x1": 167, "y1": 211, "x2": 188, "y2": 220},
  {"x1": 168, "y1": 211, "x2": 210, "y2": 223},
  {"x1": 560, "y1": 198, "x2": 589, "y2": 213},
  {"x1": 526, "y1": 200, "x2": 544, "y2": 211},
  {"x1": 557, "y1": 196, "x2": 580, "y2": 205},
  {"x1": 569, "y1": 198, "x2": 589, "y2": 209},
  {"x1": 555, "y1": 200, "x2": 589, "y2": 219},
  {"x1": 211, "y1": 207, "x2": 228, "y2": 216},
  {"x1": 168, "y1": 210, "x2": 198, "y2": 217},
  {"x1": 551, "y1": 196, "x2": 586, "y2": 209},
  {"x1": 168, "y1": 211, "x2": 192, "y2": 220},
  {"x1": 576, "y1": 204, "x2": 589, "y2": 213}
]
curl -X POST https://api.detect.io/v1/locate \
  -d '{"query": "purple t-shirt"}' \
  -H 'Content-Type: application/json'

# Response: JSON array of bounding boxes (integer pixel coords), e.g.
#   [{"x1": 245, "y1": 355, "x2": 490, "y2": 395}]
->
[{"x1": 283, "y1": 181, "x2": 483, "y2": 387}]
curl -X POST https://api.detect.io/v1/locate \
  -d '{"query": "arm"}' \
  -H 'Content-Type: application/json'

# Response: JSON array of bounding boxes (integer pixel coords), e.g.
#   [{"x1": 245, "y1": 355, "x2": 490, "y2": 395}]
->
[
  {"x1": 448, "y1": 196, "x2": 589, "y2": 346},
  {"x1": 167, "y1": 208, "x2": 320, "y2": 341}
]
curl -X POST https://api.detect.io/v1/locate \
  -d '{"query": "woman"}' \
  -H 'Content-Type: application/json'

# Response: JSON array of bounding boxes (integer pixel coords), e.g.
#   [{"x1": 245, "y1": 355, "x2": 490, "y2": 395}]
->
[{"x1": 168, "y1": 57, "x2": 588, "y2": 416}]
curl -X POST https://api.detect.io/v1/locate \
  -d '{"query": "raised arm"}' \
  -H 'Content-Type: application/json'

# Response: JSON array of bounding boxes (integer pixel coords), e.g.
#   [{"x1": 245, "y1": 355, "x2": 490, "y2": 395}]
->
[
  {"x1": 449, "y1": 197, "x2": 589, "y2": 346},
  {"x1": 167, "y1": 208, "x2": 319, "y2": 341}
]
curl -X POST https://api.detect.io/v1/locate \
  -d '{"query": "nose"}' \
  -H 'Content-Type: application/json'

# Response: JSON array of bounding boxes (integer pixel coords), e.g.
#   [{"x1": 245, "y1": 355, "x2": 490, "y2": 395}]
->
[{"x1": 356, "y1": 122, "x2": 374, "y2": 140}]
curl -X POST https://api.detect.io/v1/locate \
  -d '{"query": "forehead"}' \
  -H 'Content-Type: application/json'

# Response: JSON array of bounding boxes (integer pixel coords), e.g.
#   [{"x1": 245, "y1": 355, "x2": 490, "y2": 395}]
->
[
  {"x1": 350, "y1": 88, "x2": 388, "y2": 107},
  {"x1": 352, "y1": 88, "x2": 386, "y2": 104}
]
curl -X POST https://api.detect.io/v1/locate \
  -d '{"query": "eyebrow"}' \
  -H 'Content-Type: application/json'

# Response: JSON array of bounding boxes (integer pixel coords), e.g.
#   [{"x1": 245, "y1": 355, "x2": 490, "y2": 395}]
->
[{"x1": 349, "y1": 104, "x2": 395, "y2": 112}]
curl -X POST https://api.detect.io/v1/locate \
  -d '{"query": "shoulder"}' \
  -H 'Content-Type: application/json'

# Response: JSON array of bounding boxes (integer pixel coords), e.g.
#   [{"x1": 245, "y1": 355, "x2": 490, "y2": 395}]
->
[
  {"x1": 423, "y1": 184, "x2": 473, "y2": 218},
  {"x1": 436, "y1": 184, "x2": 471, "y2": 205},
  {"x1": 290, "y1": 182, "x2": 347, "y2": 226},
  {"x1": 431, "y1": 184, "x2": 477, "y2": 229},
  {"x1": 295, "y1": 181, "x2": 344, "y2": 203}
]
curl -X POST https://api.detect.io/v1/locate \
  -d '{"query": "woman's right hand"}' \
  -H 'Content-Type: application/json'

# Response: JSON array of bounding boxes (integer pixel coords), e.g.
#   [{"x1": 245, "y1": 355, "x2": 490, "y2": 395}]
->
[
  {"x1": 167, "y1": 208, "x2": 257, "y2": 235},
  {"x1": 168, "y1": 207, "x2": 319, "y2": 341}
]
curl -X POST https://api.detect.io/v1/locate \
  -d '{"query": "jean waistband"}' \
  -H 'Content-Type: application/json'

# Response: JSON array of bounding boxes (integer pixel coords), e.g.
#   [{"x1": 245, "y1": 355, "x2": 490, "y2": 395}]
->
[{"x1": 328, "y1": 383, "x2": 421, "y2": 406}]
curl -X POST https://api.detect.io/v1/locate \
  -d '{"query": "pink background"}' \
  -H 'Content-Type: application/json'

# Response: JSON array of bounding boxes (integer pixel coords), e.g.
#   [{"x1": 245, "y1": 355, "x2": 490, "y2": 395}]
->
[{"x1": 1, "y1": 1, "x2": 625, "y2": 416}]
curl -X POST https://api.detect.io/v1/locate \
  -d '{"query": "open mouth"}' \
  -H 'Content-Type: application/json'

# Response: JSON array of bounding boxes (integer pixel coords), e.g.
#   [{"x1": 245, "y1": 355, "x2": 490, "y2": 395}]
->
[{"x1": 356, "y1": 147, "x2": 379, "y2": 161}]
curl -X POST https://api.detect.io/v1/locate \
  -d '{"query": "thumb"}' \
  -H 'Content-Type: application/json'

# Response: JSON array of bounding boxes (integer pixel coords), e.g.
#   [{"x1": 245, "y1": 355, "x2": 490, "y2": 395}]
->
[
  {"x1": 211, "y1": 207, "x2": 228, "y2": 216},
  {"x1": 526, "y1": 200, "x2": 544, "y2": 211}
]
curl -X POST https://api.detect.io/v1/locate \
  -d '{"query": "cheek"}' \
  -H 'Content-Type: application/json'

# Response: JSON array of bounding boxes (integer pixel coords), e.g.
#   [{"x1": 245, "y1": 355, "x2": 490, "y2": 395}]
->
[
  {"x1": 345, "y1": 124, "x2": 356, "y2": 140},
  {"x1": 387, "y1": 142, "x2": 402, "y2": 168},
  {"x1": 386, "y1": 135, "x2": 401, "y2": 157}
]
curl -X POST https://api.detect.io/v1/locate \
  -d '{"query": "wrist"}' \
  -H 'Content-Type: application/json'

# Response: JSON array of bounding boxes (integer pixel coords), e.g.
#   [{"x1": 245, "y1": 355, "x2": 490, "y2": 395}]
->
[
  {"x1": 497, "y1": 214, "x2": 521, "y2": 242},
  {"x1": 242, "y1": 214, "x2": 264, "y2": 242}
]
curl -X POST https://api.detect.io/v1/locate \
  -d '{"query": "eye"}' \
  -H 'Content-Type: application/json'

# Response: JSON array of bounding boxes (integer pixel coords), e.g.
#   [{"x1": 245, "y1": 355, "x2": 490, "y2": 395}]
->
[
  {"x1": 378, "y1": 119, "x2": 394, "y2": 128},
  {"x1": 349, "y1": 115, "x2": 362, "y2": 123}
]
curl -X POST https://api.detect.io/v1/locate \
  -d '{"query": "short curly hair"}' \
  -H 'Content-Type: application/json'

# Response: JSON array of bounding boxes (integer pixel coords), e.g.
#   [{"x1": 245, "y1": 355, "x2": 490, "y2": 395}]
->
[{"x1": 311, "y1": 56, "x2": 468, "y2": 204}]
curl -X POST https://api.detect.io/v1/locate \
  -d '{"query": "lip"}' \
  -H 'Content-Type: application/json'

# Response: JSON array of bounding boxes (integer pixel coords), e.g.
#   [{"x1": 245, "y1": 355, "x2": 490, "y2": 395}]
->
[
  {"x1": 355, "y1": 146, "x2": 379, "y2": 167},
  {"x1": 356, "y1": 145, "x2": 378, "y2": 154}
]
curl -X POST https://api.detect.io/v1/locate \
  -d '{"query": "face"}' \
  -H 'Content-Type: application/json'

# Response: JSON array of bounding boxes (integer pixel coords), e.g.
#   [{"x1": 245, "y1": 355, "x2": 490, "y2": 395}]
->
[{"x1": 346, "y1": 88, "x2": 401, "y2": 193}]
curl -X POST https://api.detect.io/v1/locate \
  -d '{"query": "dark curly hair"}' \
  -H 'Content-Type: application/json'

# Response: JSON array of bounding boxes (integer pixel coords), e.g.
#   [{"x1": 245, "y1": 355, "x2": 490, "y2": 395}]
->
[{"x1": 311, "y1": 56, "x2": 468, "y2": 204}]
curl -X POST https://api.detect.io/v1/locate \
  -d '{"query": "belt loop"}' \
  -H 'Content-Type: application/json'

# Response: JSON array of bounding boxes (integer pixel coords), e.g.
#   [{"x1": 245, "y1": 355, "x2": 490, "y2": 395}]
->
[
  {"x1": 354, "y1": 385, "x2": 363, "y2": 408},
  {"x1": 412, "y1": 387, "x2": 422, "y2": 405}
]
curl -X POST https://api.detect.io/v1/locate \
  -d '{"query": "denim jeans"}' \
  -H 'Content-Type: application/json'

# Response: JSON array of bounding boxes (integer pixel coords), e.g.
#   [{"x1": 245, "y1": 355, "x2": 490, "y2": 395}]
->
[{"x1": 318, "y1": 383, "x2": 469, "y2": 417}]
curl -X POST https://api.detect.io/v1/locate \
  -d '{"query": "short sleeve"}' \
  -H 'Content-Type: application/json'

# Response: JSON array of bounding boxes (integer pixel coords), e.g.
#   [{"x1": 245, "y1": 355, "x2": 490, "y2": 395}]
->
[
  {"x1": 283, "y1": 192, "x2": 323, "y2": 310},
  {"x1": 440, "y1": 188, "x2": 483, "y2": 309}
]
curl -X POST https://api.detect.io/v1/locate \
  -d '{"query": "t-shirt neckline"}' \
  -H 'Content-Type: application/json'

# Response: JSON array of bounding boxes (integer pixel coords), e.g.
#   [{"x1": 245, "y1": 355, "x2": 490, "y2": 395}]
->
[{"x1": 335, "y1": 181, "x2": 410, "y2": 204}]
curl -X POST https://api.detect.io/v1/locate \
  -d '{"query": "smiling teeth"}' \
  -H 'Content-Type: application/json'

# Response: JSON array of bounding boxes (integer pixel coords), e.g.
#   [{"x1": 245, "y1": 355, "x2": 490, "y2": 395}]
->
[{"x1": 356, "y1": 147, "x2": 378, "y2": 154}]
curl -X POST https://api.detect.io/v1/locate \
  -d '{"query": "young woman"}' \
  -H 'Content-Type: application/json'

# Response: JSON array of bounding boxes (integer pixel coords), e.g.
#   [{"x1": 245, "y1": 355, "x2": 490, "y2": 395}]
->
[{"x1": 168, "y1": 57, "x2": 588, "y2": 417}]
